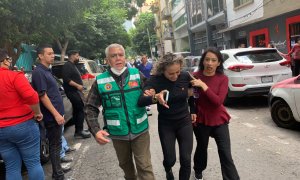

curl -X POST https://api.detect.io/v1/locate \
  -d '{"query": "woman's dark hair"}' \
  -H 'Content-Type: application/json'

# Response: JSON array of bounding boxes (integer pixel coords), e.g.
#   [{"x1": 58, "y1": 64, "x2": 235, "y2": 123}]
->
[
  {"x1": 198, "y1": 47, "x2": 224, "y2": 74},
  {"x1": 0, "y1": 48, "x2": 8, "y2": 62},
  {"x1": 152, "y1": 53, "x2": 183, "y2": 75}
]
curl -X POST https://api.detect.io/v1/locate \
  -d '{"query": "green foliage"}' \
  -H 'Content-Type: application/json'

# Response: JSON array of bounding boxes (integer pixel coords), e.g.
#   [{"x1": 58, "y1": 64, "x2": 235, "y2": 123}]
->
[
  {"x1": 136, "y1": 0, "x2": 145, "y2": 7},
  {"x1": 0, "y1": 0, "x2": 138, "y2": 62},
  {"x1": 131, "y1": 12, "x2": 156, "y2": 56},
  {"x1": 71, "y1": 0, "x2": 131, "y2": 59}
]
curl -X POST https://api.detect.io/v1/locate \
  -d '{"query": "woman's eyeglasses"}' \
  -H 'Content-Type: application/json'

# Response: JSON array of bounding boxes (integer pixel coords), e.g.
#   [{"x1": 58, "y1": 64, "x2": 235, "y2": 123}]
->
[{"x1": 5, "y1": 57, "x2": 12, "y2": 62}]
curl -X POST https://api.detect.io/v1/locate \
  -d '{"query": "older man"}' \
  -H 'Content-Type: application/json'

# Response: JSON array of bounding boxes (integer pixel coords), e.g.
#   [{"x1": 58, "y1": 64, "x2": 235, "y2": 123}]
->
[{"x1": 84, "y1": 43, "x2": 155, "y2": 180}]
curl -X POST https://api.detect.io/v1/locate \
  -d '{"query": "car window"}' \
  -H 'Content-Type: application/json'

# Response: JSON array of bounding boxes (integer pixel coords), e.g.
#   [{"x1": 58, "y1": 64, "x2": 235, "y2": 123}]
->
[
  {"x1": 235, "y1": 50, "x2": 282, "y2": 63},
  {"x1": 88, "y1": 61, "x2": 103, "y2": 73},
  {"x1": 76, "y1": 63, "x2": 87, "y2": 75},
  {"x1": 222, "y1": 53, "x2": 229, "y2": 61}
]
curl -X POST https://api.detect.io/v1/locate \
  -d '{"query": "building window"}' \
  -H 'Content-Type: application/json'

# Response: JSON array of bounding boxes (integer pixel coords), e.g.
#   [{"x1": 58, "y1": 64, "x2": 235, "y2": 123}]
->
[
  {"x1": 206, "y1": 0, "x2": 224, "y2": 17},
  {"x1": 189, "y1": 0, "x2": 202, "y2": 26},
  {"x1": 234, "y1": 0, "x2": 253, "y2": 8},
  {"x1": 174, "y1": 14, "x2": 187, "y2": 29},
  {"x1": 171, "y1": 0, "x2": 181, "y2": 8},
  {"x1": 249, "y1": 28, "x2": 269, "y2": 48}
]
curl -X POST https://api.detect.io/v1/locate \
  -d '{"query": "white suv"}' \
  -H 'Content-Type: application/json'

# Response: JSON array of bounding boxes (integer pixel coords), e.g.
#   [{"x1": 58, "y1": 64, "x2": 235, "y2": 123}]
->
[
  {"x1": 194, "y1": 48, "x2": 292, "y2": 102},
  {"x1": 223, "y1": 48, "x2": 292, "y2": 101}
]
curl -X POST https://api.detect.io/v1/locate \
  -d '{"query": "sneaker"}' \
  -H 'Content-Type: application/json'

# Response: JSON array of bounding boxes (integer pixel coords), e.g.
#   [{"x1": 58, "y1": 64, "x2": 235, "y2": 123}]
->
[
  {"x1": 146, "y1": 106, "x2": 151, "y2": 111},
  {"x1": 62, "y1": 166, "x2": 71, "y2": 173},
  {"x1": 66, "y1": 147, "x2": 76, "y2": 154},
  {"x1": 61, "y1": 156, "x2": 73, "y2": 163},
  {"x1": 74, "y1": 130, "x2": 91, "y2": 139},
  {"x1": 147, "y1": 111, "x2": 152, "y2": 116},
  {"x1": 194, "y1": 172, "x2": 203, "y2": 180},
  {"x1": 166, "y1": 169, "x2": 174, "y2": 180}
]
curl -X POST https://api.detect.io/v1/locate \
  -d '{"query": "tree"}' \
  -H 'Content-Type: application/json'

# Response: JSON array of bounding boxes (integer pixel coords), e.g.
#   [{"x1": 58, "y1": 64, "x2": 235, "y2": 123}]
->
[
  {"x1": 71, "y1": 0, "x2": 131, "y2": 60},
  {"x1": 0, "y1": 0, "x2": 44, "y2": 65},
  {"x1": 36, "y1": 0, "x2": 92, "y2": 61},
  {"x1": 131, "y1": 12, "x2": 156, "y2": 56}
]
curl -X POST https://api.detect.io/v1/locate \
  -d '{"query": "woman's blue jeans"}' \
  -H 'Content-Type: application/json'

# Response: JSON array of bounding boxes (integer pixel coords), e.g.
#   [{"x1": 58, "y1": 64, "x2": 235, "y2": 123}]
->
[{"x1": 0, "y1": 119, "x2": 45, "y2": 180}]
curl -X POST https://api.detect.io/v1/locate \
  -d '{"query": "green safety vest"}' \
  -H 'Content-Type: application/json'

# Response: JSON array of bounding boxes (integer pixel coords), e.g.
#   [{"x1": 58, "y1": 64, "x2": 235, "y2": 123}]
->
[{"x1": 96, "y1": 68, "x2": 148, "y2": 136}]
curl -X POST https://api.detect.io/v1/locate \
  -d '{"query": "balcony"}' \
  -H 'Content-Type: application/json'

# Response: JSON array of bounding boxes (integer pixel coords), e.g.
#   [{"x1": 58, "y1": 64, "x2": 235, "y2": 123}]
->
[
  {"x1": 162, "y1": 23, "x2": 173, "y2": 40},
  {"x1": 162, "y1": 6, "x2": 171, "y2": 20}
]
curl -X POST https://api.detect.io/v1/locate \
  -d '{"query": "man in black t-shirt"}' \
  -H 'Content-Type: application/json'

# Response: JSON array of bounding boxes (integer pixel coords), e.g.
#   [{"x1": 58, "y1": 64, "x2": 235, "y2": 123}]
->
[{"x1": 62, "y1": 50, "x2": 91, "y2": 139}]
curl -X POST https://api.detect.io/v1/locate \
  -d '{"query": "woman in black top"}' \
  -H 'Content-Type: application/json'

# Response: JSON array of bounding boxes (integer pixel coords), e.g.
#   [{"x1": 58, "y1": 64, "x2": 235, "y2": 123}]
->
[{"x1": 138, "y1": 53, "x2": 196, "y2": 180}]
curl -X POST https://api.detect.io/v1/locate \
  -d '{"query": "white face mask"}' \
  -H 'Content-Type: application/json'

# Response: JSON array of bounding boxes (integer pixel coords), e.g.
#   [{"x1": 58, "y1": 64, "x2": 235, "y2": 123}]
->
[{"x1": 110, "y1": 67, "x2": 127, "y2": 76}]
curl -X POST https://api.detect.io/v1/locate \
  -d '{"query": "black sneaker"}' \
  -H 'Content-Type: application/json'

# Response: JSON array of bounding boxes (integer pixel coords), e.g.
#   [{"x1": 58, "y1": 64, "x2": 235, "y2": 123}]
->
[
  {"x1": 194, "y1": 172, "x2": 203, "y2": 180},
  {"x1": 166, "y1": 169, "x2": 174, "y2": 180},
  {"x1": 74, "y1": 130, "x2": 91, "y2": 139}
]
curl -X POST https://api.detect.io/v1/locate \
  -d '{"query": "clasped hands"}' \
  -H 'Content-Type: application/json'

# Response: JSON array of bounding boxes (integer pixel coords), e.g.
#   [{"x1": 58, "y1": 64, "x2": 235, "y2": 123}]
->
[{"x1": 144, "y1": 89, "x2": 169, "y2": 108}]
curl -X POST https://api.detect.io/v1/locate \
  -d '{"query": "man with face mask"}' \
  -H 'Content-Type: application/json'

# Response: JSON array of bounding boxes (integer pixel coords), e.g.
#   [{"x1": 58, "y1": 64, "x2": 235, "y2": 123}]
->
[
  {"x1": 84, "y1": 44, "x2": 155, "y2": 180},
  {"x1": 62, "y1": 50, "x2": 91, "y2": 139}
]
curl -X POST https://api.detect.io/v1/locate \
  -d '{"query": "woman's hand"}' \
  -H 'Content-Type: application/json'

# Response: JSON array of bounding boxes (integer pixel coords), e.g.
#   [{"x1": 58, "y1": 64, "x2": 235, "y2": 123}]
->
[
  {"x1": 144, "y1": 88, "x2": 156, "y2": 96},
  {"x1": 155, "y1": 90, "x2": 169, "y2": 109},
  {"x1": 191, "y1": 113, "x2": 197, "y2": 123},
  {"x1": 34, "y1": 113, "x2": 43, "y2": 121},
  {"x1": 191, "y1": 79, "x2": 208, "y2": 91}
]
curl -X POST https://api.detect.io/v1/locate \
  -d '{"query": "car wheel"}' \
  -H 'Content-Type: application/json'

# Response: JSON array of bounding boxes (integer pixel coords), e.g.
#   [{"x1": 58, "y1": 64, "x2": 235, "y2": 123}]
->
[
  {"x1": 40, "y1": 138, "x2": 50, "y2": 164},
  {"x1": 271, "y1": 100, "x2": 298, "y2": 129}
]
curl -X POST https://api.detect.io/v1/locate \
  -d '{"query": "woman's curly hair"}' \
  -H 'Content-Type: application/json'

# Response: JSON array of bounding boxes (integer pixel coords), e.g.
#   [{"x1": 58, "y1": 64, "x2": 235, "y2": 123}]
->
[{"x1": 152, "y1": 53, "x2": 184, "y2": 75}]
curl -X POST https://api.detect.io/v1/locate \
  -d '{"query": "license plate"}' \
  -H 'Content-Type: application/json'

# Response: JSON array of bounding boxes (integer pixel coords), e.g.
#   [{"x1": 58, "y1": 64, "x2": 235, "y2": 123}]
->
[{"x1": 261, "y1": 76, "x2": 273, "y2": 83}]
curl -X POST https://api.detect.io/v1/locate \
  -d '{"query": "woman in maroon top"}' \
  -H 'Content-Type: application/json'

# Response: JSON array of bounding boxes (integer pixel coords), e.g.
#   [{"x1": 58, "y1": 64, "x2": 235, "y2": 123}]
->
[
  {"x1": 191, "y1": 47, "x2": 239, "y2": 180},
  {"x1": 283, "y1": 37, "x2": 300, "y2": 76}
]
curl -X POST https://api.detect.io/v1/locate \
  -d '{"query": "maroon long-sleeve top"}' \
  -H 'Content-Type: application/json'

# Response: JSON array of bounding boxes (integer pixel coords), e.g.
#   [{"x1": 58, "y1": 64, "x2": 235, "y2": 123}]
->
[{"x1": 193, "y1": 71, "x2": 230, "y2": 126}]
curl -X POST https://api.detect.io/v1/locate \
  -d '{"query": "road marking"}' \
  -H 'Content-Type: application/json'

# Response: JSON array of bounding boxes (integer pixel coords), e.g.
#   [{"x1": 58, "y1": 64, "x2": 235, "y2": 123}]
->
[
  {"x1": 268, "y1": 136, "x2": 289, "y2": 145},
  {"x1": 69, "y1": 145, "x2": 90, "y2": 179},
  {"x1": 242, "y1": 123, "x2": 256, "y2": 128}
]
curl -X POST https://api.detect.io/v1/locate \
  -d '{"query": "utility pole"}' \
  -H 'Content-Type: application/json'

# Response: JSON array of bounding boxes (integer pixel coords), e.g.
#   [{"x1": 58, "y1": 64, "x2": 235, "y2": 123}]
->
[{"x1": 147, "y1": 28, "x2": 154, "y2": 60}]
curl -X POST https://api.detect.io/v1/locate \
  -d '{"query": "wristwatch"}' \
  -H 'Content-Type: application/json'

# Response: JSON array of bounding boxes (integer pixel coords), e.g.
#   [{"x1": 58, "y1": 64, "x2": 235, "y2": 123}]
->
[{"x1": 152, "y1": 94, "x2": 158, "y2": 103}]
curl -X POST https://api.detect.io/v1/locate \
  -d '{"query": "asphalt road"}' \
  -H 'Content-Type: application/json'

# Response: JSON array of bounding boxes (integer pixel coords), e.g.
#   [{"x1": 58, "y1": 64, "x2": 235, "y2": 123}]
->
[{"x1": 3, "y1": 96, "x2": 300, "y2": 180}]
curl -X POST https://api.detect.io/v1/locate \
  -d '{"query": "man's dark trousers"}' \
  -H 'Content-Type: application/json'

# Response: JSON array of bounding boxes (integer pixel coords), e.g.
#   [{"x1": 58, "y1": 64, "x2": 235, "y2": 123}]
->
[
  {"x1": 66, "y1": 91, "x2": 84, "y2": 133},
  {"x1": 45, "y1": 123, "x2": 64, "y2": 180}
]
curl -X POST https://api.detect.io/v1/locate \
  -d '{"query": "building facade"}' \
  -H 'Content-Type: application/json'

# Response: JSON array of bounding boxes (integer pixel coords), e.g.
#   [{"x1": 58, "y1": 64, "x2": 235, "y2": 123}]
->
[
  {"x1": 222, "y1": 0, "x2": 300, "y2": 54},
  {"x1": 185, "y1": 0, "x2": 226, "y2": 55},
  {"x1": 172, "y1": 0, "x2": 189, "y2": 52}
]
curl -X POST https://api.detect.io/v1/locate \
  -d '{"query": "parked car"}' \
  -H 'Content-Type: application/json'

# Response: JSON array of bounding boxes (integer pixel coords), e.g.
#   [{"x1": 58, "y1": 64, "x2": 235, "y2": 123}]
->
[
  {"x1": 268, "y1": 75, "x2": 300, "y2": 129},
  {"x1": 51, "y1": 58, "x2": 104, "y2": 93},
  {"x1": 194, "y1": 48, "x2": 292, "y2": 102},
  {"x1": 183, "y1": 56, "x2": 201, "y2": 72}
]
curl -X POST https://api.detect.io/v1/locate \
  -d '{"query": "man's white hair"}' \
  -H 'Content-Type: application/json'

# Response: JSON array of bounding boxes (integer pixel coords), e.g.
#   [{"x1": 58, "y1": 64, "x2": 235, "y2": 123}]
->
[{"x1": 105, "y1": 43, "x2": 125, "y2": 57}]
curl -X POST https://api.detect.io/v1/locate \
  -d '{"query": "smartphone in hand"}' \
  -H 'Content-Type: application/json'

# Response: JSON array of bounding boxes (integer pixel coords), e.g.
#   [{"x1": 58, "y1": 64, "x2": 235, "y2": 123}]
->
[{"x1": 163, "y1": 90, "x2": 169, "y2": 102}]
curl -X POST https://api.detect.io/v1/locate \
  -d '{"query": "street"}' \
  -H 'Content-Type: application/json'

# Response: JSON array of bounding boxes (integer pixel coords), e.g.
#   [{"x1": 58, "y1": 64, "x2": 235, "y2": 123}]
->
[{"x1": 41, "y1": 96, "x2": 300, "y2": 180}]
